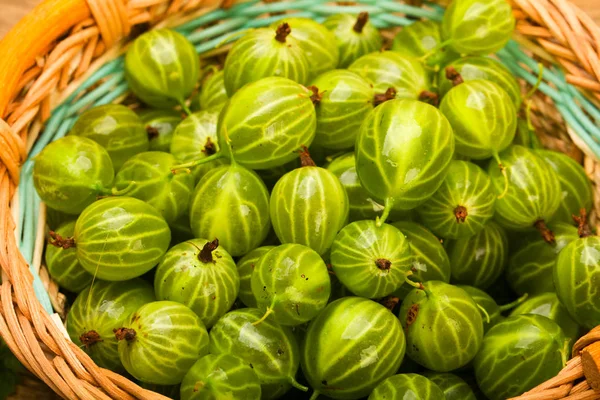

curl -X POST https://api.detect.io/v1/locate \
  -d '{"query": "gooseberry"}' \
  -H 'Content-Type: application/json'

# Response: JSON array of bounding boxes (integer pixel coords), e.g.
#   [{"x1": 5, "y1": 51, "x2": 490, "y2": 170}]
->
[{"x1": 323, "y1": 13, "x2": 383, "y2": 68}]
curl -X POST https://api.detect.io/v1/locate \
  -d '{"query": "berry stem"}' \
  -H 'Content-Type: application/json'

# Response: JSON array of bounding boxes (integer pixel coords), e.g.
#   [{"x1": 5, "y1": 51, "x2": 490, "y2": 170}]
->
[
  {"x1": 353, "y1": 12, "x2": 369, "y2": 33},
  {"x1": 299, "y1": 146, "x2": 316, "y2": 167},
  {"x1": 445, "y1": 66, "x2": 464, "y2": 87},
  {"x1": 573, "y1": 208, "x2": 593, "y2": 238},
  {"x1": 111, "y1": 181, "x2": 137, "y2": 196},
  {"x1": 418, "y1": 90, "x2": 439, "y2": 107},
  {"x1": 48, "y1": 231, "x2": 76, "y2": 249},
  {"x1": 403, "y1": 270, "x2": 431, "y2": 297},
  {"x1": 454, "y1": 205, "x2": 468, "y2": 223},
  {"x1": 289, "y1": 377, "x2": 309, "y2": 392},
  {"x1": 476, "y1": 303, "x2": 491, "y2": 324},
  {"x1": 79, "y1": 331, "x2": 102, "y2": 348},
  {"x1": 171, "y1": 152, "x2": 225, "y2": 173},
  {"x1": 199, "y1": 239, "x2": 219, "y2": 263},
  {"x1": 497, "y1": 293, "x2": 529, "y2": 313},
  {"x1": 275, "y1": 23, "x2": 292, "y2": 43},
  {"x1": 202, "y1": 137, "x2": 218, "y2": 156},
  {"x1": 376, "y1": 198, "x2": 394, "y2": 227},
  {"x1": 146, "y1": 126, "x2": 160, "y2": 140},
  {"x1": 178, "y1": 99, "x2": 192, "y2": 116},
  {"x1": 373, "y1": 87, "x2": 397, "y2": 106},
  {"x1": 375, "y1": 258, "x2": 392, "y2": 271},
  {"x1": 114, "y1": 328, "x2": 137, "y2": 342},
  {"x1": 308, "y1": 86, "x2": 323, "y2": 105},
  {"x1": 309, "y1": 391, "x2": 321, "y2": 400},
  {"x1": 252, "y1": 307, "x2": 274, "y2": 326},
  {"x1": 418, "y1": 39, "x2": 453, "y2": 63},
  {"x1": 534, "y1": 219, "x2": 556, "y2": 245},
  {"x1": 492, "y1": 152, "x2": 509, "y2": 199}
]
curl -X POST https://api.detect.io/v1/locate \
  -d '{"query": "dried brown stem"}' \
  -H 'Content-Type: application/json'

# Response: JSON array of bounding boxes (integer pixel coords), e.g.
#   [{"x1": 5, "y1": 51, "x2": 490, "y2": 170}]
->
[
  {"x1": 454, "y1": 205, "x2": 468, "y2": 223},
  {"x1": 299, "y1": 146, "x2": 316, "y2": 167},
  {"x1": 373, "y1": 87, "x2": 397, "y2": 106},
  {"x1": 375, "y1": 258, "x2": 391, "y2": 271},
  {"x1": 79, "y1": 331, "x2": 102, "y2": 348},
  {"x1": 114, "y1": 328, "x2": 136, "y2": 342},
  {"x1": 308, "y1": 86, "x2": 323, "y2": 105},
  {"x1": 446, "y1": 66, "x2": 464, "y2": 87},
  {"x1": 573, "y1": 208, "x2": 593, "y2": 238},
  {"x1": 146, "y1": 126, "x2": 159, "y2": 140},
  {"x1": 275, "y1": 23, "x2": 291, "y2": 43},
  {"x1": 202, "y1": 137, "x2": 217, "y2": 156},
  {"x1": 199, "y1": 239, "x2": 219, "y2": 263},
  {"x1": 48, "y1": 231, "x2": 76, "y2": 249},
  {"x1": 353, "y1": 12, "x2": 369, "y2": 33},
  {"x1": 419, "y1": 90, "x2": 439, "y2": 106},
  {"x1": 534, "y1": 219, "x2": 556, "y2": 244}
]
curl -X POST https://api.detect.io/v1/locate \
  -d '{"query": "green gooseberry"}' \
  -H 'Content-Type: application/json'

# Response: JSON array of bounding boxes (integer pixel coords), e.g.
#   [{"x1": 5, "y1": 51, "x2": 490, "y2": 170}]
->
[
  {"x1": 74, "y1": 196, "x2": 171, "y2": 281},
  {"x1": 507, "y1": 222, "x2": 578, "y2": 296},
  {"x1": 440, "y1": 80, "x2": 516, "y2": 161},
  {"x1": 348, "y1": 51, "x2": 431, "y2": 100},
  {"x1": 33, "y1": 136, "x2": 114, "y2": 214},
  {"x1": 446, "y1": 221, "x2": 508, "y2": 289},
  {"x1": 423, "y1": 373, "x2": 477, "y2": 400},
  {"x1": 223, "y1": 23, "x2": 309, "y2": 95},
  {"x1": 554, "y1": 235, "x2": 600, "y2": 330},
  {"x1": 169, "y1": 108, "x2": 229, "y2": 183},
  {"x1": 271, "y1": 17, "x2": 340, "y2": 76},
  {"x1": 368, "y1": 374, "x2": 445, "y2": 400},
  {"x1": 270, "y1": 152, "x2": 348, "y2": 255},
  {"x1": 418, "y1": 160, "x2": 496, "y2": 239},
  {"x1": 139, "y1": 109, "x2": 182, "y2": 152},
  {"x1": 355, "y1": 99, "x2": 454, "y2": 216},
  {"x1": 513, "y1": 118, "x2": 542, "y2": 149},
  {"x1": 113, "y1": 151, "x2": 194, "y2": 224},
  {"x1": 310, "y1": 70, "x2": 374, "y2": 150},
  {"x1": 442, "y1": 0, "x2": 515, "y2": 55},
  {"x1": 474, "y1": 315, "x2": 568, "y2": 400},
  {"x1": 45, "y1": 221, "x2": 92, "y2": 293},
  {"x1": 180, "y1": 354, "x2": 261, "y2": 400},
  {"x1": 236, "y1": 246, "x2": 275, "y2": 308},
  {"x1": 154, "y1": 238, "x2": 239, "y2": 328},
  {"x1": 209, "y1": 308, "x2": 307, "y2": 399},
  {"x1": 46, "y1": 207, "x2": 77, "y2": 230},
  {"x1": 458, "y1": 285, "x2": 527, "y2": 333},
  {"x1": 66, "y1": 279, "x2": 155, "y2": 372},
  {"x1": 302, "y1": 297, "x2": 406, "y2": 399},
  {"x1": 69, "y1": 104, "x2": 149, "y2": 170},
  {"x1": 117, "y1": 301, "x2": 209, "y2": 385},
  {"x1": 539, "y1": 150, "x2": 593, "y2": 225},
  {"x1": 391, "y1": 221, "x2": 451, "y2": 299},
  {"x1": 399, "y1": 281, "x2": 484, "y2": 371},
  {"x1": 323, "y1": 13, "x2": 383, "y2": 68},
  {"x1": 125, "y1": 29, "x2": 200, "y2": 110},
  {"x1": 438, "y1": 57, "x2": 521, "y2": 107},
  {"x1": 392, "y1": 20, "x2": 459, "y2": 68},
  {"x1": 330, "y1": 220, "x2": 412, "y2": 299},
  {"x1": 251, "y1": 244, "x2": 331, "y2": 326},
  {"x1": 488, "y1": 146, "x2": 561, "y2": 232},
  {"x1": 196, "y1": 69, "x2": 228, "y2": 111},
  {"x1": 189, "y1": 163, "x2": 270, "y2": 257},
  {"x1": 510, "y1": 292, "x2": 580, "y2": 345}
]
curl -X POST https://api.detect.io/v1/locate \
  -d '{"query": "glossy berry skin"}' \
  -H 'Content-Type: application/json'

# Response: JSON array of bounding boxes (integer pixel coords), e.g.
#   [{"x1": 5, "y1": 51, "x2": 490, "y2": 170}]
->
[
  {"x1": 310, "y1": 70, "x2": 374, "y2": 149},
  {"x1": 458, "y1": 285, "x2": 505, "y2": 332},
  {"x1": 355, "y1": 99, "x2": 454, "y2": 211},
  {"x1": 442, "y1": 0, "x2": 515, "y2": 56},
  {"x1": 474, "y1": 315, "x2": 567, "y2": 400},
  {"x1": 368, "y1": 374, "x2": 445, "y2": 400},
  {"x1": 270, "y1": 164, "x2": 349, "y2": 255},
  {"x1": 348, "y1": 51, "x2": 431, "y2": 99},
  {"x1": 538, "y1": 150, "x2": 594, "y2": 225},
  {"x1": 399, "y1": 281, "x2": 484, "y2": 372},
  {"x1": 488, "y1": 146, "x2": 561, "y2": 230},
  {"x1": 118, "y1": 301, "x2": 209, "y2": 385},
  {"x1": 69, "y1": 104, "x2": 149, "y2": 170},
  {"x1": 33, "y1": 136, "x2": 114, "y2": 214},
  {"x1": 189, "y1": 164, "x2": 270, "y2": 257},
  {"x1": 223, "y1": 25, "x2": 309, "y2": 95},
  {"x1": 251, "y1": 244, "x2": 331, "y2": 326},
  {"x1": 154, "y1": 239, "x2": 239, "y2": 328},
  {"x1": 180, "y1": 354, "x2": 261, "y2": 400},
  {"x1": 440, "y1": 80, "x2": 516, "y2": 160},
  {"x1": 125, "y1": 29, "x2": 200, "y2": 109},
  {"x1": 114, "y1": 151, "x2": 194, "y2": 224},
  {"x1": 323, "y1": 14, "x2": 383, "y2": 68},
  {"x1": 45, "y1": 221, "x2": 92, "y2": 293},
  {"x1": 554, "y1": 236, "x2": 600, "y2": 330},
  {"x1": 330, "y1": 221, "x2": 412, "y2": 299},
  {"x1": 418, "y1": 160, "x2": 495, "y2": 239},
  {"x1": 196, "y1": 70, "x2": 228, "y2": 111},
  {"x1": 423, "y1": 373, "x2": 477, "y2": 400},
  {"x1": 218, "y1": 77, "x2": 316, "y2": 169},
  {"x1": 302, "y1": 297, "x2": 406, "y2": 400},
  {"x1": 209, "y1": 308, "x2": 304, "y2": 400},
  {"x1": 139, "y1": 109, "x2": 181, "y2": 152},
  {"x1": 236, "y1": 246, "x2": 275, "y2": 308},
  {"x1": 66, "y1": 279, "x2": 155, "y2": 372},
  {"x1": 392, "y1": 20, "x2": 459, "y2": 68},
  {"x1": 74, "y1": 197, "x2": 171, "y2": 281},
  {"x1": 507, "y1": 223, "x2": 578, "y2": 295}
]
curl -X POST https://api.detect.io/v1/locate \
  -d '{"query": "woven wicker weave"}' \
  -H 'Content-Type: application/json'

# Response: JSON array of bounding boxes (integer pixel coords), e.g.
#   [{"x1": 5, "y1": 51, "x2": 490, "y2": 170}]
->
[{"x1": 0, "y1": 0, "x2": 600, "y2": 399}]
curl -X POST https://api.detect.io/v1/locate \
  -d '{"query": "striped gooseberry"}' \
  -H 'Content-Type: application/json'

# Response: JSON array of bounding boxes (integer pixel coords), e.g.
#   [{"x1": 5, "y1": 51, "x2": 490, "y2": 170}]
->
[
  {"x1": 116, "y1": 301, "x2": 209, "y2": 385},
  {"x1": 139, "y1": 109, "x2": 182, "y2": 152},
  {"x1": 355, "y1": 99, "x2": 454, "y2": 218},
  {"x1": 418, "y1": 160, "x2": 496, "y2": 239},
  {"x1": 513, "y1": 117, "x2": 542, "y2": 149},
  {"x1": 125, "y1": 29, "x2": 200, "y2": 110},
  {"x1": 270, "y1": 149, "x2": 348, "y2": 255},
  {"x1": 209, "y1": 308, "x2": 307, "y2": 399},
  {"x1": 399, "y1": 281, "x2": 483, "y2": 371},
  {"x1": 302, "y1": 297, "x2": 406, "y2": 399},
  {"x1": 113, "y1": 151, "x2": 194, "y2": 224},
  {"x1": 423, "y1": 373, "x2": 477, "y2": 400},
  {"x1": 74, "y1": 196, "x2": 171, "y2": 281},
  {"x1": 330, "y1": 220, "x2": 412, "y2": 299},
  {"x1": 442, "y1": 0, "x2": 515, "y2": 56},
  {"x1": 195, "y1": 69, "x2": 228, "y2": 111},
  {"x1": 66, "y1": 279, "x2": 155, "y2": 372},
  {"x1": 446, "y1": 221, "x2": 508, "y2": 289},
  {"x1": 223, "y1": 23, "x2": 309, "y2": 95},
  {"x1": 236, "y1": 246, "x2": 275, "y2": 308},
  {"x1": 189, "y1": 163, "x2": 270, "y2": 257},
  {"x1": 458, "y1": 285, "x2": 527, "y2": 333},
  {"x1": 391, "y1": 20, "x2": 459, "y2": 68},
  {"x1": 474, "y1": 315, "x2": 567, "y2": 400},
  {"x1": 323, "y1": 13, "x2": 383, "y2": 68},
  {"x1": 251, "y1": 244, "x2": 331, "y2": 326},
  {"x1": 69, "y1": 104, "x2": 149, "y2": 170},
  {"x1": 154, "y1": 238, "x2": 239, "y2": 328},
  {"x1": 368, "y1": 374, "x2": 445, "y2": 400},
  {"x1": 180, "y1": 354, "x2": 261, "y2": 400},
  {"x1": 33, "y1": 136, "x2": 114, "y2": 214}
]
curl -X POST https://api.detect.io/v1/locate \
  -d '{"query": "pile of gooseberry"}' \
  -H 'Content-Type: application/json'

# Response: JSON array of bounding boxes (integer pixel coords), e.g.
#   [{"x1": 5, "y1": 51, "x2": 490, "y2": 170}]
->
[{"x1": 32, "y1": 0, "x2": 599, "y2": 399}]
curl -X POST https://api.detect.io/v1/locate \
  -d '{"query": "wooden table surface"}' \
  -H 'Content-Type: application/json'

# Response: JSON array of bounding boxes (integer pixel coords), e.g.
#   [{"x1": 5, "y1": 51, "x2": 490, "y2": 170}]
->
[{"x1": 0, "y1": 0, "x2": 599, "y2": 38}]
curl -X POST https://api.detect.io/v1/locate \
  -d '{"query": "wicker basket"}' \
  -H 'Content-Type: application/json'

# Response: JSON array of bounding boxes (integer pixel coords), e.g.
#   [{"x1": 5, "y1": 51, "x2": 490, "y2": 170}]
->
[{"x1": 1, "y1": 0, "x2": 600, "y2": 399}]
